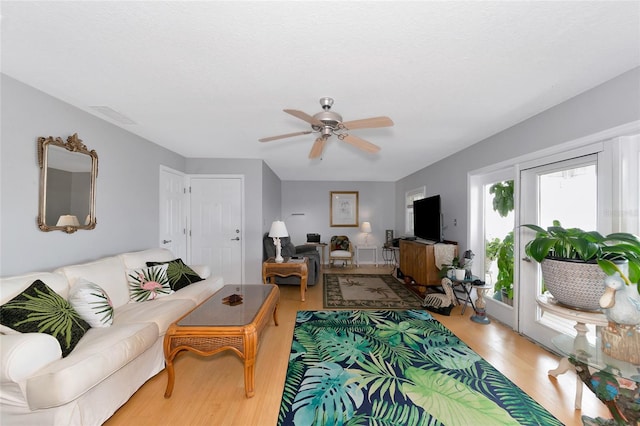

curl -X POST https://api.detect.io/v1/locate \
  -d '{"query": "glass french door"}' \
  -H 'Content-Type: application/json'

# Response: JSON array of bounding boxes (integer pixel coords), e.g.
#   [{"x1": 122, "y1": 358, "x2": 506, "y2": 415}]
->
[
  {"x1": 519, "y1": 153, "x2": 601, "y2": 349},
  {"x1": 470, "y1": 168, "x2": 516, "y2": 328}
]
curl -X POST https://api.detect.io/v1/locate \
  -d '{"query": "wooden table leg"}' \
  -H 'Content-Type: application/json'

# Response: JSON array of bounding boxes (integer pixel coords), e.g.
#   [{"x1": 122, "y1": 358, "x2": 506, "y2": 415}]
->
[
  {"x1": 164, "y1": 353, "x2": 176, "y2": 398},
  {"x1": 243, "y1": 331, "x2": 257, "y2": 398}
]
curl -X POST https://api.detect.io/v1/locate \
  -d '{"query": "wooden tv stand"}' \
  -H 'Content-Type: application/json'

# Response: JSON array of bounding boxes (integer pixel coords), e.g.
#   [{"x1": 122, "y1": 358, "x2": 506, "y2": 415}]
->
[{"x1": 399, "y1": 239, "x2": 458, "y2": 294}]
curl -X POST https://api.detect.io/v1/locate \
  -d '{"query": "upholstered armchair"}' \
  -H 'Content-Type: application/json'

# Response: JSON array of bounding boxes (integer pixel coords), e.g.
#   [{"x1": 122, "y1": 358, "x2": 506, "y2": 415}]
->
[
  {"x1": 262, "y1": 233, "x2": 320, "y2": 285},
  {"x1": 329, "y1": 235, "x2": 354, "y2": 267}
]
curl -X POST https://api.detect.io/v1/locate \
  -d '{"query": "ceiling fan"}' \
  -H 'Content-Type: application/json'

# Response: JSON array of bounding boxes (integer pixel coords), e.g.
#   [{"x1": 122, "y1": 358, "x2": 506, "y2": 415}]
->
[{"x1": 259, "y1": 97, "x2": 394, "y2": 159}]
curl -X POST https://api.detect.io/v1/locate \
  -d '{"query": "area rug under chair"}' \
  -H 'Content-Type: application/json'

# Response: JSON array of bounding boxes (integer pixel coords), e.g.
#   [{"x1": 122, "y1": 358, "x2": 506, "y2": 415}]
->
[
  {"x1": 323, "y1": 273, "x2": 424, "y2": 309},
  {"x1": 278, "y1": 310, "x2": 562, "y2": 426}
]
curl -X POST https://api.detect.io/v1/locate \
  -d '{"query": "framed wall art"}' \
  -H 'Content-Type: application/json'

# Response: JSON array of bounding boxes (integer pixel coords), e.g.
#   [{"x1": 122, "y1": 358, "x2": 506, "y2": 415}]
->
[{"x1": 330, "y1": 191, "x2": 359, "y2": 227}]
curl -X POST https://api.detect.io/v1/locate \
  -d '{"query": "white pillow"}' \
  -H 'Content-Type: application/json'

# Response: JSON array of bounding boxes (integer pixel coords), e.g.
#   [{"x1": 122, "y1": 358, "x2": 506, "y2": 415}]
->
[
  {"x1": 68, "y1": 278, "x2": 114, "y2": 327},
  {"x1": 127, "y1": 264, "x2": 172, "y2": 302}
]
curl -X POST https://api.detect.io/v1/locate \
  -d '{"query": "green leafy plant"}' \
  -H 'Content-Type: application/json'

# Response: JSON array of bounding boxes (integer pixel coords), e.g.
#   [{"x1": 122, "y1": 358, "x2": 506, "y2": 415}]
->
[
  {"x1": 489, "y1": 181, "x2": 514, "y2": 218},
  {"x1": 523, "y1": 220, "x2": 640, "y2": 292},
  {"x1": 439, "y1": 256, "x2": 465, "y2": 278},
  {"x1": 493, "y1": 232, "x2": 514, "y2": 300},
  {"x1": 485, "y1": 238, "x2": 501, "y2": 263}
]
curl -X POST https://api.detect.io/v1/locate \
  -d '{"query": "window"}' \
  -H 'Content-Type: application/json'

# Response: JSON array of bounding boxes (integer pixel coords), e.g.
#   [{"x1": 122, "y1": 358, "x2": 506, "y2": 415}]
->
[{"x1": 405, "y1": 187, "x2": 425, "y2": 235}]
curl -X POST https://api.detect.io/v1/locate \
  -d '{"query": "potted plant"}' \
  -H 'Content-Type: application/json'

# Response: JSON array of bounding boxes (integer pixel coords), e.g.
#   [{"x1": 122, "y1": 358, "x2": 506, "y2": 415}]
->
[
  {"x1": 523, "y1": 220, "x2": 640, "y2": 310},
  {"x1": 439, "y1": 256, "x2": 467, "y2": 280}
]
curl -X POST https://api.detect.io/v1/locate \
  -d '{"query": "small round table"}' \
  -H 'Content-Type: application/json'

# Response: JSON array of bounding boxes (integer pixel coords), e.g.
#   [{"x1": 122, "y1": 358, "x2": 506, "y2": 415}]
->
[
  {"x1": 536, "y1": 293, "x2": 608, "y2": 410},
  {"x1": 470, "y1": 283, "x2": 493, "y2": 324},
  {"x1": 553, "y1": 332, "x2": 640, "y2": 425}
]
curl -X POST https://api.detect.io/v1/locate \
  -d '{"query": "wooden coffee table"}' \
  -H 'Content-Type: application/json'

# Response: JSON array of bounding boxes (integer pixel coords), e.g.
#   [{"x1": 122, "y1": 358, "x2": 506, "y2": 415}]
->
[
  {"x1": 163, "y1": 284, "x2": 279, "y2": 398},
  {"x1": 262, "y1": 257, "x2": 308, "y2": 301}
]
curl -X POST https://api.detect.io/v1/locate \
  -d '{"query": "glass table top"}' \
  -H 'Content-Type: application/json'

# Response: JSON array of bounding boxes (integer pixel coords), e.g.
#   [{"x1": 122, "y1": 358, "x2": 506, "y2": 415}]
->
[
  {"x1": 177, "y1": 284, "x2": 276, "y2": 327},
  {"x1": 552, "y1": 333, "x2": 640, "y2": 382}
]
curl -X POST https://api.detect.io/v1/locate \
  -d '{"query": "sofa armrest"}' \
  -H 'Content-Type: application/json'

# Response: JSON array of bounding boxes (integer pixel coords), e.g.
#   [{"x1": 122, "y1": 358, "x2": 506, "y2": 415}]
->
[
  {"x1": 189, "y1": 264, "x2": 211, "y2": 279},
  {"x1": 295, "y1": 244, "x2": 318, "y2": 254},
  {"x1": 1, "y1": 333, "x2": 61, "y2": 383}
]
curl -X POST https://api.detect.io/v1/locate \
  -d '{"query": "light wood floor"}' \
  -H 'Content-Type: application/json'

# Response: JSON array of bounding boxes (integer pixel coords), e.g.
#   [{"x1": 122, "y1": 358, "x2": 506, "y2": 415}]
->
[{"x1": 105, "y1": 265, "x2": 609, "y2": 425}]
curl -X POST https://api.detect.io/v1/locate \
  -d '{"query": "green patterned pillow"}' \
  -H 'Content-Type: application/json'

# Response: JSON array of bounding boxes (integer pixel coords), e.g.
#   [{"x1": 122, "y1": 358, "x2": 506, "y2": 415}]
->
[
  {"x1": 127, "y1": 264, "x2": 172, "y2": 302},
  {"x1": 68, "y1": 278, "x2": 114, "y2": 327},
  {"x1": 146, "y1": 258, "x2": 203, "y2": 291},
  {"x1": 0, "y1": 279, "x2": 91, "y2": 357}
]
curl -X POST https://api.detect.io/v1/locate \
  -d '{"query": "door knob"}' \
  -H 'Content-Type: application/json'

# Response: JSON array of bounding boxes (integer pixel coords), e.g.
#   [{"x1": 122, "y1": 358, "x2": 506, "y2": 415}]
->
[
  {"x1": 231, "y1": 237, "x2": 240, "y2": 241},
  {"x1": 162, "y1": 239, "x2": 172, "y2": 244}
]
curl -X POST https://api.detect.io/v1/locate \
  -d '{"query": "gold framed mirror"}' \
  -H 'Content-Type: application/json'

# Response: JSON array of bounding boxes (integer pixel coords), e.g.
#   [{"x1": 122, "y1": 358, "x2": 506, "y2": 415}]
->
[{"x1": 37, "y1": 133, "x2": 98, "y2": 233}]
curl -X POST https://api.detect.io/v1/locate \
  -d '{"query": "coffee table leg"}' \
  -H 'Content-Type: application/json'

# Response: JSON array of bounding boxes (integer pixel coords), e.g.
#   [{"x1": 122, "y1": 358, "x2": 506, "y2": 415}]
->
[
  {"x1": 244, "y1": 332, "x2": 258, "y2": 398},
  {"x1": 164, "y1": 356, "x2": 176, "y2": 398}
]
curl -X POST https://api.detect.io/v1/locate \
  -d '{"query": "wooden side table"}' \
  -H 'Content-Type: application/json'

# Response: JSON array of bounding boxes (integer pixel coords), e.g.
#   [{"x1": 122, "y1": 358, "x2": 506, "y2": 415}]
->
[
  {"x1": 262, "y1": 257, "x2": 309, "y2": 301},
  {"x1": 536, "y1": 293, "x2": 608, "y2": 409}
]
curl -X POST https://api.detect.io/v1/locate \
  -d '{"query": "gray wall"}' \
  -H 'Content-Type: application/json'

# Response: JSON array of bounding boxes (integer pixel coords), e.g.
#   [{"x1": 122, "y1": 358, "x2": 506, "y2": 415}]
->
[
  {"x1": 3, "y1": 67, "x2": 638, "y2": 278},
  {"x1": 281, "y1": 181, "x2": 395, "y2": 263},
  {"x1": 1, "y1": 74, "x2": 185, "y2": 276},
  {"x1": 395, "y1": 67, "x2": 640, "y2": 252}
]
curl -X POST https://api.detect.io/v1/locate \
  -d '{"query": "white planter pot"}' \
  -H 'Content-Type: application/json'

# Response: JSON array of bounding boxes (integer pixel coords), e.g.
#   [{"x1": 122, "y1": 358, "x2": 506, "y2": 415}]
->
[{"x1": 454, "y1": 269, "x2": 466, "y2": 280}]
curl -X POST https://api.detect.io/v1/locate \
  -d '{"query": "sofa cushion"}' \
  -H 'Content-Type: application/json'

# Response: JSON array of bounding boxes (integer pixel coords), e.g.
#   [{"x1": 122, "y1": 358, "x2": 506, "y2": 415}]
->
[
  {"x1": 119, "y1": 248, "x2": 175, "y2": 270},
  {"x1": 68, "y1": 279, "x2": 114, "y2": 327},
  {"x1": 146, "y1": 258, "x2": 203, "y2": 291},
  {"x1": 25, "y1": 322, "x2": 158, "y2": 410},
  {"x1": 168, "y1": 276, "x2": 225, "y2": 305},
  {"x1": 0, "y1": 272, "x2": 70, "y2": 305},
  {"x1": 127, "y1": 264, "x2": 173, "y2": 302},
  {"x1": 56, "y1": 256, "x2": 130, "y2": 309},
  {"x1": 114, "y1": 298, "x2": 195, "y2": 335},
  {"x1": 0, "y1": 280, "x2": 91, "y2": 357}
]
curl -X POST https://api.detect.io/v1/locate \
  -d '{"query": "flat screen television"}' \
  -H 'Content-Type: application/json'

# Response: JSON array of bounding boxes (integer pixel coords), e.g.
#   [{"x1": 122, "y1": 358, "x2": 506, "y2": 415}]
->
[{"x1": 413, "y1": 195, "x2": 442, "y2": 243}]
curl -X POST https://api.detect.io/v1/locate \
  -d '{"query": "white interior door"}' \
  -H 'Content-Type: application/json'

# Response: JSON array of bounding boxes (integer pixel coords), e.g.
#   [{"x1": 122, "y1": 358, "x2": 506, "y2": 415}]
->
[
  {"x1": 159, "y1": 166, "x2": 187, "y2": 259},
  {"x1": 519, "y1": 152, "x2": 601, "y2": 349},
  {"x1": 189, "y1": 176, "x2": 243, "y2": 284}
]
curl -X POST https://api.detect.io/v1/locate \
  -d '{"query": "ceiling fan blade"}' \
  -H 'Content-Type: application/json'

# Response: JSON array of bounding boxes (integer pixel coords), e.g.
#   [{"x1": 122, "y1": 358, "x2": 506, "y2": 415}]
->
[
  {"x1": 342, "y1": 116, "x2": 394, "y2": 130},
  {"x1": 284, "y1": 109, "x2": 324, "y2": 127},
  {"x1": 341, "y1": 134, "x2": 381, "y2": 154},
  {"x1": 259, "y1": 130, "x2": 312, "y2": 142},
  {"x1": 309, "y1": 137, "x2": 327, "y2": 159}
]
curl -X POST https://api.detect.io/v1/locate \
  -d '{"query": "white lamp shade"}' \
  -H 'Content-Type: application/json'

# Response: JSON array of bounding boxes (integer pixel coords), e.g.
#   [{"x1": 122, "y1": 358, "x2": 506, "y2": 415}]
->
[
  {"x1": 268, "y1": 220, "x2": 289, "y2": 238},
  {"x1": 57, "y1": 215, "x2": 80, "y2": 227},
  {"x1": 361, "y1": 222, "x2": 372, "y2": 233}
]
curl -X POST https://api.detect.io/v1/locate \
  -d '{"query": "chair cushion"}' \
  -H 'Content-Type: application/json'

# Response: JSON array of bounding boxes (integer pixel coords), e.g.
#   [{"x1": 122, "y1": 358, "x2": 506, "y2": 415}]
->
[{"x1": 330, "y1": 250, "x2": 352, "y2": 258}]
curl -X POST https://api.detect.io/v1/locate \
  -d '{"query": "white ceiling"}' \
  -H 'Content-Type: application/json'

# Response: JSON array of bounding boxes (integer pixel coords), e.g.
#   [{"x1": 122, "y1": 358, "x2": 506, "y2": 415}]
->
[{"x1": 2, "y1": 1, "x2": 639, "y2": 181}]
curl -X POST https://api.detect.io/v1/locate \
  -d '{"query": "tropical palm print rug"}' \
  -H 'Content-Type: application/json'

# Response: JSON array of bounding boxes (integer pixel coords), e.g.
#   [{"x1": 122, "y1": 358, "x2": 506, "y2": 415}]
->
[
  {"x1": 323, "y1": 274, "x2": 424, "y2": 309},
  {"x1": 278, "y1": 310, "x2": 562, "y2": 426}
]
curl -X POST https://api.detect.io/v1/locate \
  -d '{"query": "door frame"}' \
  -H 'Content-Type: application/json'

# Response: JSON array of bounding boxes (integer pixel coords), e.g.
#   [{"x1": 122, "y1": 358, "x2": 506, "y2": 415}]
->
[{"x1": 159, "y1": 165, "x2": 188, "y2": 259}]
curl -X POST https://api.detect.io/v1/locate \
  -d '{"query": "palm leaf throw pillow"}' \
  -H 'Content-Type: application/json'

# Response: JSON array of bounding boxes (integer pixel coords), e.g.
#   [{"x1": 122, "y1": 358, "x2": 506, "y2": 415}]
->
[
  {"x1": 127, "y1": 264, "x2": 172, "y2": 302},
  {"x1": 68, "y1": 278, "x2": 114, "y2": 327},
  {"x1": 146, "y1": 258, "x2": 203, "y2": 291},
  {"x1": 0, "y1": 279, "x2": 91, "y2": 357}
]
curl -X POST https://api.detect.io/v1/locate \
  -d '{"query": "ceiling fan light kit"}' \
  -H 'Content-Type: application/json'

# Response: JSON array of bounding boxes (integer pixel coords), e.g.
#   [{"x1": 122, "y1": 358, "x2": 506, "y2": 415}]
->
[{"x1": 259, "y1": 97, "x2": 393, "y2": 159}]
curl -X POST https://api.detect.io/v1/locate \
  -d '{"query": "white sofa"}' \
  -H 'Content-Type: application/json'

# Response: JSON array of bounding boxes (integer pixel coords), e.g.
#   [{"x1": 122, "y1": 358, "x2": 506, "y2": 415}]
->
[{"x1": 0, "y1": 248, "x2": 224, "y2": 425}]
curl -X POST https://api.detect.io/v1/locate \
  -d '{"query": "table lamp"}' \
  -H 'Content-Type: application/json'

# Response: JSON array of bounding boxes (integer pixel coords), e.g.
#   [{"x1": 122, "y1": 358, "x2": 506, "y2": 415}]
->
[
  {"x1": 361, "y1": 221, "x2": 372, "y2": 246},
  {"x1": 269, "y1": 220, "x2": 289, "y2": 263}
]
